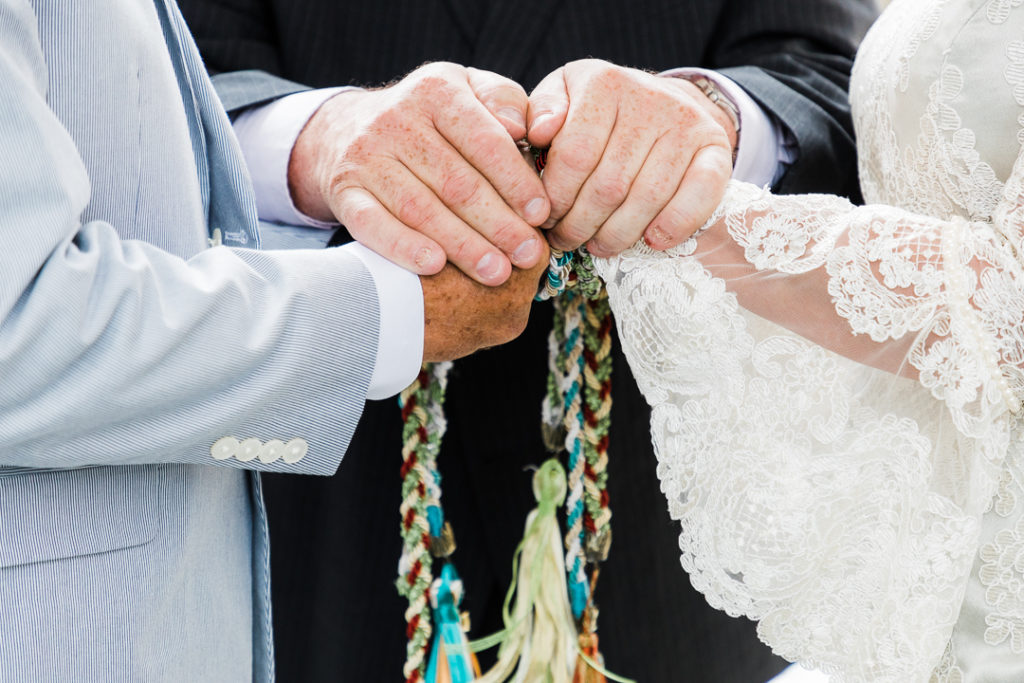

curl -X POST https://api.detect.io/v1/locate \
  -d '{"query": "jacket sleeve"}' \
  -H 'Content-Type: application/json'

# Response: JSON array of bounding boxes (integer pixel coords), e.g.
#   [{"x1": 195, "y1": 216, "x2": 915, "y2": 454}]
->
[
  {"x1": 711, "y1": 0, "x2": 878, "y2": 201},
  {"x1": 0, "y1": 0, "x2": 379, "y2": 476}
]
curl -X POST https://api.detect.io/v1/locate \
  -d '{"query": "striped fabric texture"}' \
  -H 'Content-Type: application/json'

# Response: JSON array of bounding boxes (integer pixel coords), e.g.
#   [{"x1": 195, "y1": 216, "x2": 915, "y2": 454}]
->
[{"x1": 0, "y1": 0, "x2": 383, "y2": 679}]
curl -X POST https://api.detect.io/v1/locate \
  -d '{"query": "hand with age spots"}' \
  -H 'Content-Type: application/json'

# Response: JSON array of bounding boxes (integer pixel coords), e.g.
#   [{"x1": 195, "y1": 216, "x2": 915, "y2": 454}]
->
[
  {"x1": 420, "y1": 230, "x2": 550, "y2": 362},
  {"x1": 527, "y1": 59, "x2": 737, "y2": 257},
  {"x1": 289, "y1": 62, "x2": 551, "y2": 286}
]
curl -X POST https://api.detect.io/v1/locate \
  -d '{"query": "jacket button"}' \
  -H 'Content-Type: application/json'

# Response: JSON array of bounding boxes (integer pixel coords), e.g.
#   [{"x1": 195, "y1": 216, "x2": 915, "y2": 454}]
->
[
  {"x1": 282, "y1": 438, "x2": 308, "y2": 464},
  {"x1": 236, "y1": 438, "x2": 261, "y2": 462},
  {"x1": 259, "y1": 439, "x2": 285, "y2": 464},
  {"x1": 211, "y1": 436, "x2": 239, "y2": 460}
]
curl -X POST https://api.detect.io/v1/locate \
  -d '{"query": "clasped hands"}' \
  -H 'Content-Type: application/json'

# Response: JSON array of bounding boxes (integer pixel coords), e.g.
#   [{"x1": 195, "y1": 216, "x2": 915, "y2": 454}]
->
[{"x1": 289, "y1": 60, "x2": 737, "y2": 361}]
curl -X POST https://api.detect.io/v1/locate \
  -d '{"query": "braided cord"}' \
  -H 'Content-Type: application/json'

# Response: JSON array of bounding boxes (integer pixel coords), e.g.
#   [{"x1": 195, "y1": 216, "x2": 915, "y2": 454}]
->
[
  {"x1": 556, "y1": 291, "x2": 591, "y2": 619},
  {"x1": 398, "y1": 362, "x2": 451, "y2": 683},
  {"x1": 582, "y1": 291, "x2": 613, "y2": 562},
  {"x1": 395, "y1": 141, "x2": 616, "y2": 679},
  {"x1": 540, "y1": 249, "x2": 613, "y2": 626}
]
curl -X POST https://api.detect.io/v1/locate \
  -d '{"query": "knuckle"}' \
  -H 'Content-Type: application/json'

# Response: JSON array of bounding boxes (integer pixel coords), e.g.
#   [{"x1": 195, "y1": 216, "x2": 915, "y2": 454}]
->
[
  {"x1": 557, "y1": 135, "x2": 602, "y2": 175},
  {"x1": 478, "y1": 78, "x2": 525, "y2": 104},
  {"x1": 411, "y1": 74, "x2": 448, "y2": 99},
  {"x1": 594, "y1": 64, "x2": 623, "y2": 86},
  {"x1": 387, "y1": 234, "x2": 412, "y2": 260},
  {"x1": 659, "y1": 203, "x2": 697, "y2": 233},
  {"x1": 346, "y1": 203, "x2": 376, "y2": 229},
  {"x1": 423, "y1": 61, "x2": 459, "y2": 76},
  {"x1": 326, "y1": 163, "x2": 360, "y2": 197},
  {"x1": 439, "y1": 168, "x2": 482, "y2": 208},
  {"x1": 554, "y1": 219, "x2": 594, "y2": 248},
  {"x1": 503, "y1": 170, "x2": 541, "y2": 204},
  {"x1": 370, "y1": 108, "x2": 405, "y2": 133},
  {"x1": 488, "y1": 219, "x2": 531, "y2": 251},
  {"x1": 466, "y1": 127, "x2": 506, "y2": 159},
  {"x1": 691, "y1": 152, "x2": 732, "y2": 188},
  {"x1": 446, "y1": 235, "x2": 477, "y2": 264},
  {"x1": 707, "y1": 146, "x2": 734, "y2": 177},
  {"x1": 635, "y1": 176, "x2": 673, "y2": 207},
  {"x1": 589, "y1": 173, "x2": 632, "y2": 208},
  {"x1": 395, "y1": 193, "x2": 436, "y2": 230},
  {"x1": 589, "y1": 63, "x2": 634, "y2": 93},
  {"x1": 407, "y1": 68, "x2": 460, "y2": 102},
  {"x1": 588, "y1": 230, "x2": 631, "y2": 256}
]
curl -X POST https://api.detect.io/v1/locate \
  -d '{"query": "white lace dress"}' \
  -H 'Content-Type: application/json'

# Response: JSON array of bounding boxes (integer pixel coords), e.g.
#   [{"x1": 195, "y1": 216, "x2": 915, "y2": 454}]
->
[{"x1": 593, "y1": 1, "x2": 1024, "y2": 680}]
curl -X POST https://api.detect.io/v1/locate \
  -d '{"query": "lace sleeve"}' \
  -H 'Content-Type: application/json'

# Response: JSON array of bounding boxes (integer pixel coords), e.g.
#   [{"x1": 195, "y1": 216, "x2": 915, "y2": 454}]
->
[{"x1": 591, "y1": 154, "x2": 1024, "y2": 681}]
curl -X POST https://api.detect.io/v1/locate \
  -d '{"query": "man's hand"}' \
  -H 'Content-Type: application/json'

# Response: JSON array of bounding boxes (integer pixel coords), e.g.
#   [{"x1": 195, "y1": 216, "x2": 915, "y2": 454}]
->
[
  {"x1": 527, "y1": 59, "x2": 736, "y2": 257},
  {"x1": 420, "y1": 233, "x2": 549, "y2": 361},
  {"x1": 290, "y1": 62, "x2": 550, "y2": 286}
]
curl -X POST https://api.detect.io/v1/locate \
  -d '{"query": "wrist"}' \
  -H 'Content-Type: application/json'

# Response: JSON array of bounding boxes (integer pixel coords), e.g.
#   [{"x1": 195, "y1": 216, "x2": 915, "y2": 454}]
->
[
  {"x1": 666, "y1": 75, "x2": 740, "y2": 163},
  {"x1": 288, "y1": 89, "x2": 368, "y2": 222}
]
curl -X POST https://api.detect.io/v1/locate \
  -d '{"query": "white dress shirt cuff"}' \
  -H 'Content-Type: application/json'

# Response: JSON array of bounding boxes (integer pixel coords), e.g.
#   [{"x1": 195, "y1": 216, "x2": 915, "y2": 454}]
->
[
  {"x1": 662, "y1": 67, "x2": 786, "y2": 187},
  {"x1": 338, "y1": 243, "x2": 424, "y2": 400},
  {"x1": 233, "y1": 87, "x2": 352, "y2": 228}
]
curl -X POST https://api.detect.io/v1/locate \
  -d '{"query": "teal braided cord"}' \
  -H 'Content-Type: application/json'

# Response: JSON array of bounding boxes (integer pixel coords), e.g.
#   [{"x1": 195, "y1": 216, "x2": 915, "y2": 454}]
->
[
  {"x1": 557, "y1": 292, "x2": 590, "y2": 620},
  {"x1": 536, "y1": 249, "x2": 574, "y2": 301}
]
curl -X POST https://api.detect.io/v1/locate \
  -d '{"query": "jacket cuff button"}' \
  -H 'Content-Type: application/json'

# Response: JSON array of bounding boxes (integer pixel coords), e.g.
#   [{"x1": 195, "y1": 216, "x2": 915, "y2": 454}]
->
[
  {"x1": 282, "y1": 438, "x2": 308, "y2": 464},
  {"x1": 236, "y1": 438, "x2": 262, "y2": 462},
  {"x1": 259, "y1": 439, "x2": 285, "y2": 464},
  {"x1": 211, "y1": 436, "x2": 239, "y2": 460}
]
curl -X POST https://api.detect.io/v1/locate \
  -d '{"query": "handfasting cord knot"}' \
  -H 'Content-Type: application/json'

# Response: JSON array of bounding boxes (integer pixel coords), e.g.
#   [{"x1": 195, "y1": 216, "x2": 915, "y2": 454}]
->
[{"x1": 397, "y1": 145, "x2": 617, "y2": 682}]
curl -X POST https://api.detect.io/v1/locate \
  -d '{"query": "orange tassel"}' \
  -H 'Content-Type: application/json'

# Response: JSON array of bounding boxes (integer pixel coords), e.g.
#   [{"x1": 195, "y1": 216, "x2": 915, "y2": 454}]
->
[{"x1": 572, "y1": 632, "x2": 607, "y2": 683}]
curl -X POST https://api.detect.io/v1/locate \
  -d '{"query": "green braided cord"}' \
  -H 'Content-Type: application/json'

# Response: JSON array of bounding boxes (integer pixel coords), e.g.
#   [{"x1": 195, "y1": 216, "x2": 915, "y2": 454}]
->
[
  {"x1": 571, "y1": 249, "x2": 603, "y2": 300},
  {"x1": 581, "y1": 291, "x2": 613, "y2": 571}
]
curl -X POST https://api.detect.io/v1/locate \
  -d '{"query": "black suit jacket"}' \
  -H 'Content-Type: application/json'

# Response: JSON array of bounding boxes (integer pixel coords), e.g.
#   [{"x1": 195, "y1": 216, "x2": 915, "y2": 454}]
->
[{"x1": 180, "y1": 1, "x2": 877, "y2": 681}]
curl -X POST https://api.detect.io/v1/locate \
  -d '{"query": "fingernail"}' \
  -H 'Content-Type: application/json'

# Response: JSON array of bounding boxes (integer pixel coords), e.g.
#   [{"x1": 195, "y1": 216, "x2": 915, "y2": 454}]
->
[
  {"x1": 541, "y1": 217, "x2": 558, "y2": 231},
  {"x1": 498, "y1": 107, "x2": 526, "y2": 131},
  {"x1": 524, "y1": 197, "x2": 547, "y2": 225},
  {"x1": 414, "y1": 247, "x2": 435, "y2": 269},
  {"x1": 645, "y1": 226, "x2": 670, "y2": 248},
  {"x1": 511, "y1": 238, "x2": 540, "y2": 266},
  {"x1": 475, "y1": 252, "x2": 502, "y2": 281}
]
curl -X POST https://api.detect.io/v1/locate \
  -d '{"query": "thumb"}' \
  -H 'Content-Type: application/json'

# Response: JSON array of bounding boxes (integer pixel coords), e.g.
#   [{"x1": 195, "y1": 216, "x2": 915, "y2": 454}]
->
[
  {"x1": 467, "y1": 67, "x2": 529, "y2": 140},
  {"x1": 526, "y1": 67, "x2": 569, "y2": 148}
]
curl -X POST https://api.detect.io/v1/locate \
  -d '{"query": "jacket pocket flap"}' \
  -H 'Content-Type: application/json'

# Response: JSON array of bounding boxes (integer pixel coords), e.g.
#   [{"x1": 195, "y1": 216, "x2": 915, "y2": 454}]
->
[{"x1": 0, "y1": 465, "x2": 160, "y2": 568}]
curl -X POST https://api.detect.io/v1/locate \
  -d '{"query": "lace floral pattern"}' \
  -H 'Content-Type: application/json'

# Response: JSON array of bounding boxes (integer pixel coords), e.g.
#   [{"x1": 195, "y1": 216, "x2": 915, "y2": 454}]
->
[
  {"x1": 980, "y1": 516, "x2": 1024, "y2": 651},
  {"x1": 988, "y1": 0, "x2": 1024, "y2": 24},
  {"x1": 592, "y1": 1, "x2": 1024, "y2": 679},
  {"x1": 928, "y1": 643, "x2": 964, "y2": 683},
  {"x1": 595, "y1": 178, "x2": 1022, "y2": 679}
]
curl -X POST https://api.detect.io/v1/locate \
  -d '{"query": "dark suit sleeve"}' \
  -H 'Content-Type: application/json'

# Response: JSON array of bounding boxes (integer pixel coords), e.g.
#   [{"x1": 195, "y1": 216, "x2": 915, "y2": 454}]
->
[
  {"x1": 180, "y1": 0, "x2": 311, "y2": 111},
  {"x1": 709, "y1": 0, "x2": 877, "y2": 200},
  {"x1": 181, "y1": 0, "x2": 282, "y2": 75}
]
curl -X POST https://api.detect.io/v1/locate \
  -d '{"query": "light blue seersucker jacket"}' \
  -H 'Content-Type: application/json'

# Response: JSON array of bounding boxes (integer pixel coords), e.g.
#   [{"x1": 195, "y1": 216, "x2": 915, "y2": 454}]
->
[{"x1": 0, "y1": 0, "x2": 382, "y2": 680}]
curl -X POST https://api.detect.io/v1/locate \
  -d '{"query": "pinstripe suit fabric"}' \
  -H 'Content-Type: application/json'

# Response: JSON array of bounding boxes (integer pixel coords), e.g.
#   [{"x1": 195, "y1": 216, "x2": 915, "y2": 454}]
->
[
  {"x1": 179, "y1": 0, "x2": 878, "y2": 681},
  {"x1": 0, "y1": 0, "x2": 383, "y2": 679}
]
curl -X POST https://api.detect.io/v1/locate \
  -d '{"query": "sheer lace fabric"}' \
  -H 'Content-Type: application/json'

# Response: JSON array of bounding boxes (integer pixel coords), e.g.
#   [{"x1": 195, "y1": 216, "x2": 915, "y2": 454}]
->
[{"x1": 593, "y1": 0, "x2": 1024, "y2": 679}]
